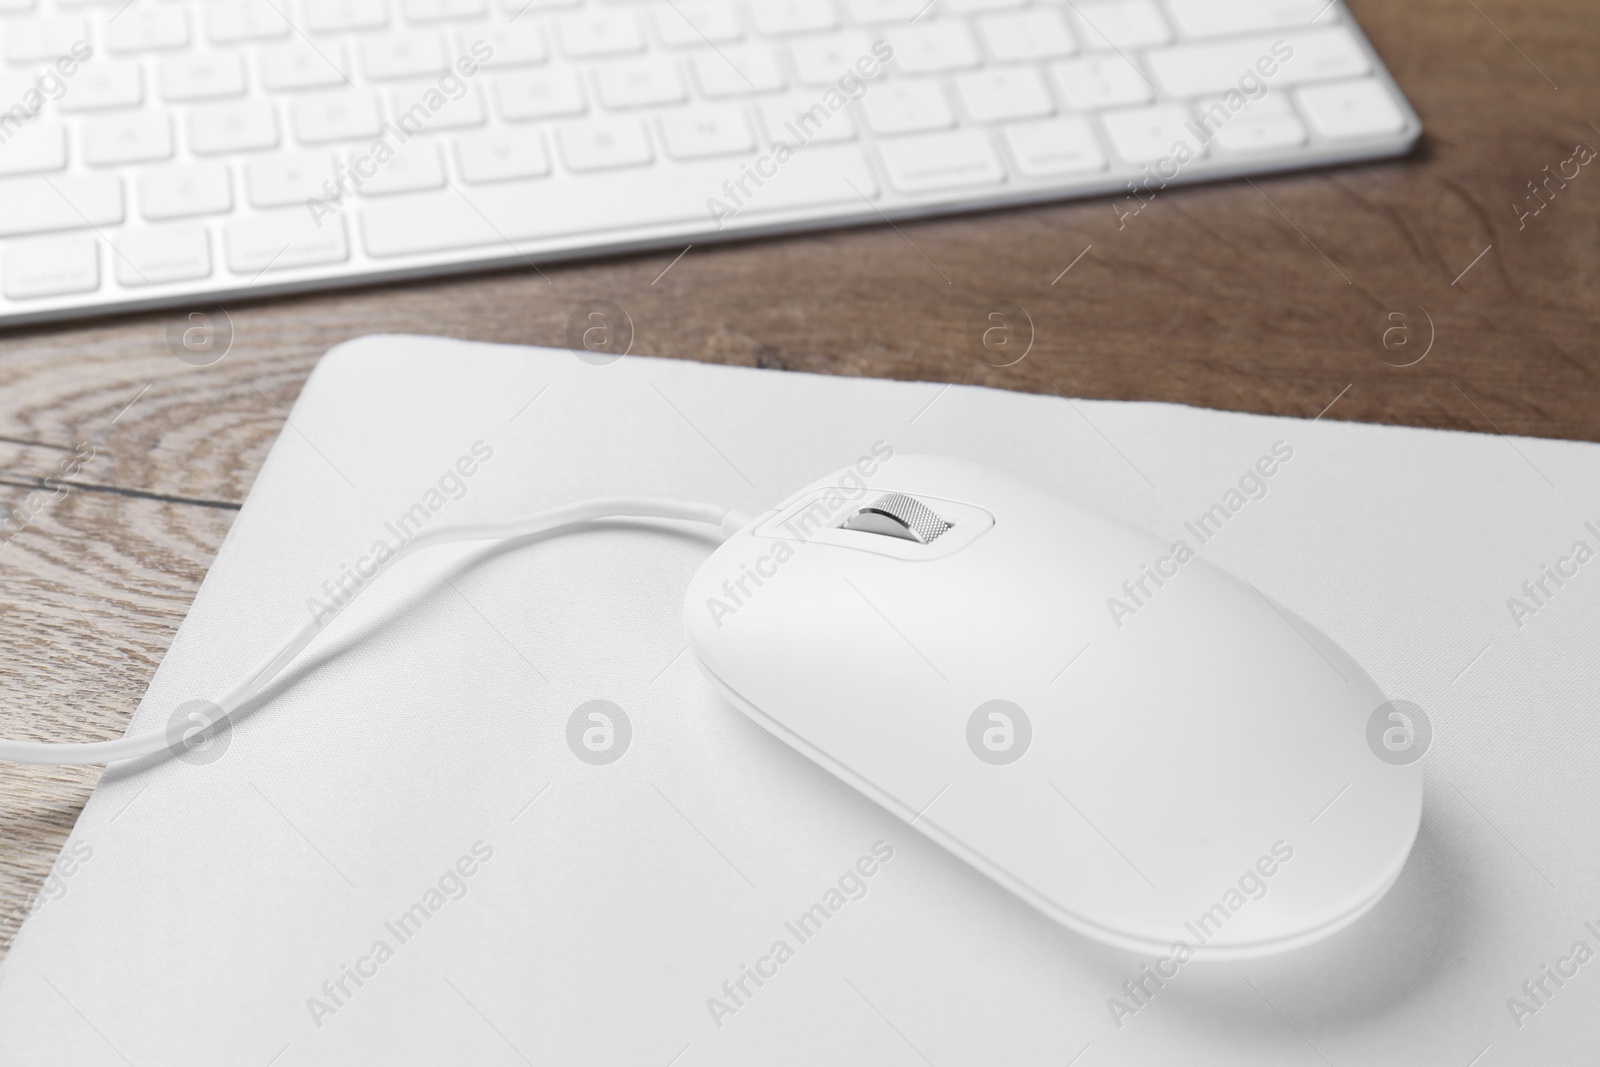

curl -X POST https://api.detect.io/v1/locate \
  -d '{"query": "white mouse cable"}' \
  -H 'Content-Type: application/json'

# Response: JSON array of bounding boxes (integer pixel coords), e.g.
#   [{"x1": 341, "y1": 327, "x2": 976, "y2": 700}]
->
[{"x1": 0, "y1": 498, "x2": 753, "y2": 767}]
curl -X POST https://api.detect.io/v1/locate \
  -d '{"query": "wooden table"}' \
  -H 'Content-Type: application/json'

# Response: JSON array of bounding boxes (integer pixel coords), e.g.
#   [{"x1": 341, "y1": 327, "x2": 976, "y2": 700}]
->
[{"x1": 2, "y1": 0, "x2": 1596, "y2": 958}]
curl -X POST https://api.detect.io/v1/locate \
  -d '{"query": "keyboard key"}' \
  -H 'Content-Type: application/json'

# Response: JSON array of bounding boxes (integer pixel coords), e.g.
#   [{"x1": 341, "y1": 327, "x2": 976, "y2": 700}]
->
[
  {"x1": 953, "y1": 67, "x2": 1052, "y2": 122},
  {"x1": 84, "y1": 113, "x2": 173, "y2": 165},
  {"x1": 362, "y1": 33, "x2": 448, "y2": 79},
  {"x1": 352, "y1": 141, "x2": 445, "y2": 194},
  {"x1": 1166, "y1": 0, "x2": 1341, "y2": 39},
  {"x1": 3, "y1": 18, "x2": 86, "y2": 62},
  {"x1": 861, "y1": 78, "x2": 953, "y2": 135},
  {"x1": 887, "y1": 22, "x2": 980, "y2": 73},
  {"x1": 500, "y1": 0, "x2": 579, "y2": 12},
  {"x1": 261, "y1": 44, "x2": 353, "y2": 91},
  {"x1": 225, "y1": 211, "x2": 349, "y2": 273},
  {"x1": 726, "y1": 140, "x2": 876, "y2": 207},
  {"x1": 946, "y1": 0, "x2": 1026, "y2": 11},
  {"x1": 1049, "y1": 56, "x2": 1152, "y2": 109},
  {"x1": 691, "y1": 45, "x2": 785, "y2": 95},
  {"x1": 655, "y1": 0, "x2": 743, "y2": 45},
  {"x1": 879, "y1": 128, "x2": 1004, "y2": 192},
  {"x1": 0, "y1": 175, "x2": 122, "y2": 237},
  {"x1": 1070, "y1": 0, "x2": 1170, "y2": 50},
  {"x1": 749, "y1": 0, "x2": 836, "y2": 36},
  {"x1": 359, "y1": 143, "x2": 877, "y2": 257},
  {"x1": 161, "y1": 53, "x2": 248, "y2": 101},
  {"x1": 468, "y1": 24, "x2": 549, "y2": 66},
  {"x1": 845, "y1": 0, "x2": 924, "y2": 24},
  {"x1": 245, "y1": 153, "x2": 336, "y2": 207},
  {"x1": 557, "y1": 118, "x2": 652, "y2": 170},
  {"x1": 1102, "y1": 103, "x2": 1203, "y2": 163},
  {"x1": 392, "y1": 84, "x2": 486, "y2": 129},
  {"x1": 789, "y1": 31, "x2": 874, "y2": 85},
  {"x1": 659, "y1": 103, "x2": 754, "y2": 158},
  {"x1": 455, "y1": 129, "x2": 551, "y2": 182},
  {"x1": 1147, "y1": 28, "x2": 1368, "y2": 97},
  {"x1": 404, "y1": 0, "x2": 486, "y2": 20},
  {"x1": 1296, "y1": 78, "x2": 1405, "y2": 139},
  {"x1": 1196, "y1": 87, "x2": 1295, "y2": 122},
  {"x1": 595, "y1": 57, "x2": 687, "y2": 108},
  {"x1": 977, "y1": 10, "x2": 1076, "y2": 63},
  {"x1": 113, "y1": 225, "x2": 213, "y2": 286},
  {"x1": 760, "y1": 92, "x2": 857, "y2": 145},
  {"x1": 494, "y1": 69, "x2": 586, "y2": 120},
  {"x1": 204, "y1": 1, "x2": 289, "y2": 43},
  {"x1": 0, "y1": 123, "x2": 66, "y2": 176},
  {"x1": 107, "y1": 7, "x2": 190, "y2": 53},
  {"x1": 190, "y1": 101, "x2": 280, "y2": 154},
  {"x1": 4, "y1": 233, "x2": 98, "y2": 299},
  {"x1": 291, "y1": 91, "x2": 383, "y2": 143},
  {"x1": 1001, "y1": 115, "x2": 1106, "y2": 177},
  {"x1": 1212, "y1": 112, "x2": 1307, "y2": 153},
  {"x1": 59, "y1": 62, "x2": 144, "y2": 111},
  {"x1": 1283, "y1": 28, "x2": 1374, "y2": 83},
  {"x1": 1193, "y1": 92, "x2": 1304, "y2": 152},
  {"x1": 557, "y1": 11, "x2": 644, "y2": 57},
  {"x1": 359, "y1": 184, "x2": 537, "y2": 256},
  {"x1": 139, "y1": 163, "x2": 233, "y2": 219},
  {"x1": 0, "y1": 72, "x2": 37, "y2": 111},
  {"x1": 308, "y1": 0, "x2": 391, "y2": 34}
]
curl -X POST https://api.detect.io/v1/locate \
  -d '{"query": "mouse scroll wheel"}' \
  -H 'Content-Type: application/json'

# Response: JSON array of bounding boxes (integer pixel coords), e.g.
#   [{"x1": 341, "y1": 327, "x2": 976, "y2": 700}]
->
[{"x1": 840, "y1": 493, "x2": 954, "y2": 544}]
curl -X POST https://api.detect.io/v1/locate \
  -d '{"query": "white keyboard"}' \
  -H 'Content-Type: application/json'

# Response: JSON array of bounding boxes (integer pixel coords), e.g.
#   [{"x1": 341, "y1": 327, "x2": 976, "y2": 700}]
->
[{"x1": 0, "y1": 0, "x2": 1419, "y2": 327}]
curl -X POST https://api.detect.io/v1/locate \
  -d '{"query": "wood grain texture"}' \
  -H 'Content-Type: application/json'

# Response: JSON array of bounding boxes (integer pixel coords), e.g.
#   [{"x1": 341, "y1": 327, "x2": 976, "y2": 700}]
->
[{"x1": 2, "y1": 0, "x2": 1597, "y2": 958}]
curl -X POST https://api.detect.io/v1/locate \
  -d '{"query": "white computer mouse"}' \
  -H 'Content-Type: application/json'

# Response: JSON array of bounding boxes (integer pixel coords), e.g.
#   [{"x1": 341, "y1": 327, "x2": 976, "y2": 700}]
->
[{"x1": 684, "y1": 453, "x2": 1422, "y2": 959}]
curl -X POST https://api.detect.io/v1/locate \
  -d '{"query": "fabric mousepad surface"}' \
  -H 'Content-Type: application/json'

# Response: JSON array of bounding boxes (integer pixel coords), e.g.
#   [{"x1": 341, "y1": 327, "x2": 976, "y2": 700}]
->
[{"x1": 0, "y1": 335, "x2": 1596, "y2": 1065}]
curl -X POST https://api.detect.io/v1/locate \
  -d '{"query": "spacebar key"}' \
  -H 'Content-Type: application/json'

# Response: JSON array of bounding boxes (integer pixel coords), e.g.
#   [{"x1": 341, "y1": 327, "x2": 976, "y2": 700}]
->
[{"x1": 359, "y1": 146, "x2": 879, "y2": 258}]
